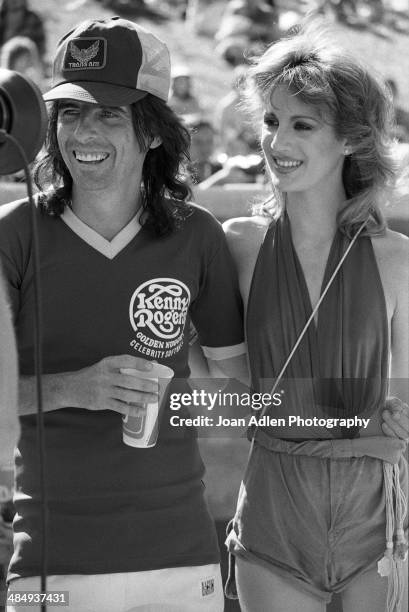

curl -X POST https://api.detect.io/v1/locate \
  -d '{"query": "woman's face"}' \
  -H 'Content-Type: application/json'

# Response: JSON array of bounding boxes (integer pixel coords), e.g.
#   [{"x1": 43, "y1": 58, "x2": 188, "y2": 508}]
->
[{"x1": 261, "y1": 85, "x2": 347, "y2": 199}]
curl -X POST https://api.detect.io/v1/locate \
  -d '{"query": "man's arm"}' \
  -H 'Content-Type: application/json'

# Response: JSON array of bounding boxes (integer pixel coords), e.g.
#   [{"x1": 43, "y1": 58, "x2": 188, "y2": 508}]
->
[
  {"x1": 189, "y1": 341, "x2": 249, "y2": 386},
  {"x1": 188, "y1": 341, "x2": 250, "y2": 422},
  {"x1": 0, "y1": 274, "x2": 19, "y2": 463},
  {"x1": 19, "y1": 355, "x2": 159, "y2": 417},
  {"x1": 207, "y1": 353, "x2": 249, "y2": 386}
]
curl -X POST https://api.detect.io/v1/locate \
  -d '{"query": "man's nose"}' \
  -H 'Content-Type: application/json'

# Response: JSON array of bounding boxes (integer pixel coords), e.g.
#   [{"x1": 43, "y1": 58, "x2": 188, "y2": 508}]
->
[{"x1": 73, "y1": 109, "x2": 98, "y2": 137}]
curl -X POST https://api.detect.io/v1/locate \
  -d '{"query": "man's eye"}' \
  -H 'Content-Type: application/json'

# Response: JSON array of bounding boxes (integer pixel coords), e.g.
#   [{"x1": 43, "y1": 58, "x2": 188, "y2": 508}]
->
[
  {"x1": 101, "y1": 110, "x2": 117, "y2": 119},
  {"x1": 60, "y1": 108, "x2": 79, "y2": 117}
]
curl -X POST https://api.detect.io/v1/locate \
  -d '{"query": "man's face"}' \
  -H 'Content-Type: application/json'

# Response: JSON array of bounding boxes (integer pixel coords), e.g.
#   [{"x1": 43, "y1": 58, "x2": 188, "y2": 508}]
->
[{"x1": 56, "y1": 100, "x2": 146, "y2": 195}]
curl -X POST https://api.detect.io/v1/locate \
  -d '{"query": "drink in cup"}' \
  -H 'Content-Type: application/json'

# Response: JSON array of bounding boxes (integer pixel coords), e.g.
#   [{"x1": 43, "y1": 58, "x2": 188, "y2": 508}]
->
[{"x1": 120, "y1": 363, "x2": 174, "y2": 448}]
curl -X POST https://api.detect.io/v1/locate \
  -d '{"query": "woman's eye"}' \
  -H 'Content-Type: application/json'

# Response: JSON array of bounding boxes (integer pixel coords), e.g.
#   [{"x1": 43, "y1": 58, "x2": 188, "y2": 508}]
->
[
  {"x1": 294, "y1": 122, "x2": 313, "y2": 131},
  {"x1": 263, "y1": 115, "x2": 278, "y2": 128}
]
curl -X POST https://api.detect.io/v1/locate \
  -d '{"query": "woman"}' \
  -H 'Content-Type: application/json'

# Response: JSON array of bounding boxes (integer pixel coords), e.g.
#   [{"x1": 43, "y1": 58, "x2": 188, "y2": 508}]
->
[{"x1": 224, "y1": 20, "x2": 409, "y2": 612}]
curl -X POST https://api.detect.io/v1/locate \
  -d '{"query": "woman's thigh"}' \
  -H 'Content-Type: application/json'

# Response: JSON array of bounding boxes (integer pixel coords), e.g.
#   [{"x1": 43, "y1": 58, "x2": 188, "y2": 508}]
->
[
  {"x1": 341, "y1": 560, "x2": 408, "y2": 612},
  {"x1": 235, "y1": 556, "x2": 326, "y2": 612}
]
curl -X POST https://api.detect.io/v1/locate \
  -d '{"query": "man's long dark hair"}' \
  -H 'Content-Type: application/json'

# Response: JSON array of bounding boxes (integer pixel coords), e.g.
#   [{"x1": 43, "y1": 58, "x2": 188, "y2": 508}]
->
[{"x1": 34, "y1": 95, "x2": 192, "y2": 236}]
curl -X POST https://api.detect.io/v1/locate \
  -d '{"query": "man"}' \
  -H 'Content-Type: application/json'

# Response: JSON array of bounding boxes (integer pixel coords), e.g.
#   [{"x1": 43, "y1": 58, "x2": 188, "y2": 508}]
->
[{"x1": 0, "y1": 17, "x2": 246, "y2": 612}]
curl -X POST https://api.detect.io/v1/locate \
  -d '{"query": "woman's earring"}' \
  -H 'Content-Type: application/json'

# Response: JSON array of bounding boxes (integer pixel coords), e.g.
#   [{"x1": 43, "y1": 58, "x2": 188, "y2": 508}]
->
[
  {"x1": 149, "y1": 135, "x2": 162, "y2": 150},
  {"x1": 344, "y1": 147, "x2": 352, "y2": 156}
]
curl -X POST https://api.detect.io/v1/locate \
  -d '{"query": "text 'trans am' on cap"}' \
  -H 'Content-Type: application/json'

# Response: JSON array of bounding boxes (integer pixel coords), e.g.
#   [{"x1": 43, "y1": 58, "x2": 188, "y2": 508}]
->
[{"x1": 43, "y1": 17, "x2": 171, "y2": 106}]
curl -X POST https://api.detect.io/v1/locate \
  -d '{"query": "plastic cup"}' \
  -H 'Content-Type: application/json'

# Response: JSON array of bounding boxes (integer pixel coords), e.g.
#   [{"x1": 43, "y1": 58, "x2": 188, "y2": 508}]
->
[{"x1": 120, "y1": 363, "x2": 174, "y2": 448}]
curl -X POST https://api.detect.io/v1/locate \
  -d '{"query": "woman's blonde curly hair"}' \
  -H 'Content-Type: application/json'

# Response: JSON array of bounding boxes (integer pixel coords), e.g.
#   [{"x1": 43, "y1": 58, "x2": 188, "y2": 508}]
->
[{"x1": 246, "y1": 18, "x2": 400, "y2": 237}]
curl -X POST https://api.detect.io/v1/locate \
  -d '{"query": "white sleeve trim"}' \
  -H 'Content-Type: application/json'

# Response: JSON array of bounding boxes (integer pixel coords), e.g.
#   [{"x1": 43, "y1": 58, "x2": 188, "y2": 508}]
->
[{"x1": 202, "y1": 342, "x2": 246, "y2": 361}]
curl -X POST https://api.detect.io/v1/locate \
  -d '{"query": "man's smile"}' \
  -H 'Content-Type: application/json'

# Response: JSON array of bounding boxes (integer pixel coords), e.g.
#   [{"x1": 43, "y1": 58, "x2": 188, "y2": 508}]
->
[{"x1": 73, "y1": 150, "x2": 110, "y2": 163}]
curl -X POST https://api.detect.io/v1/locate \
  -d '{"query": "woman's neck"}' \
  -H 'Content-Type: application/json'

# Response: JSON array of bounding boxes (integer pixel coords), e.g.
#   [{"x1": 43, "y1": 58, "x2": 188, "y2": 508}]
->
[{"x1": 285, "y1": 183, "x2": 346, "y2": 246}]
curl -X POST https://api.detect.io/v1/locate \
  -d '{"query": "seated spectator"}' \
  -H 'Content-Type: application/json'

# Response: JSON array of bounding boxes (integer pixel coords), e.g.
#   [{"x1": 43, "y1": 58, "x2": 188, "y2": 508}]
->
[
  {"x1": 168, "y1": 65, "x2": 202, "y2": 118},
  {"x1": 215, "y1": 0, "x2": 279, "y2": 46},
  {"x1": 186, "y1": 118, "x2": 223, "y2": 184},
  {"x1": 215, "y1": 35, "x2": 249, "y2": 68},
  {"x1": 214, "y1": 65, "x2": 259, "y2": 156},
  {"x1": 386, "y1": 78, "x2": 409, "y2": 143},
  {"x1": 0, "y1": 0, "x2": 46, "y2": 61},
  {"x1": 0, "y1": 35, "x2": 44, "y2": 89}
]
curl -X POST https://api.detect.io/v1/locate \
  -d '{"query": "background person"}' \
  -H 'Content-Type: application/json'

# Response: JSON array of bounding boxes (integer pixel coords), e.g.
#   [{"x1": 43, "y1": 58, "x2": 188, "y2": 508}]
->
[
  {"x1": 386, "y1": 77, "x2": 409, "y2": 143},
  {"x1": 0, "y1": 271, "x2": 18, "y2": 471},
  {"x1": 0, "y1": 0, "x2": 46, "y2": 61},
  {"x1": 185, "y1": 118, "x2": 223, "y2": 184},
  {"x1": 168, "y1": 65, "x2": 202, "y2": 119},
  {"x1": 0, "y1": 35, "x2": 45, "y2": 89},
  {"x1": 0, "y1": 272, "x2": 18, "y2": 612},
  {"x1": 214, "y1": 65, "x2": 259, "y2": 157}
]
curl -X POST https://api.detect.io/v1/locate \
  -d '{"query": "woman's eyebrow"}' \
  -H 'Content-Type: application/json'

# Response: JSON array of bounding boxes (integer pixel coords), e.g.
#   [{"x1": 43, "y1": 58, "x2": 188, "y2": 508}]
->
[
  {"x1": 265, "y1": 107, "x2": 321, "y2": 122},
  {"x1": 290, "y1": 114, "x2": 321, "y2": 122}
]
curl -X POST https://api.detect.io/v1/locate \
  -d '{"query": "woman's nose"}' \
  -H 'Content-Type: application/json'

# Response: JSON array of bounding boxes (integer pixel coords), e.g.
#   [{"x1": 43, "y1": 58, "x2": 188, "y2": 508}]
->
[{"x1": 270, "y1": 126, "x2": 290, "y2": 151}]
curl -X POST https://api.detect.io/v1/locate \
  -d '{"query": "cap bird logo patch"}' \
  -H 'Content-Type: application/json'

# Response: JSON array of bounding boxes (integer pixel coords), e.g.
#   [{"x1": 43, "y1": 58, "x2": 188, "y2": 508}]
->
[{"x1": 65, "y1": 38, "x2": 107, "y2": 70}]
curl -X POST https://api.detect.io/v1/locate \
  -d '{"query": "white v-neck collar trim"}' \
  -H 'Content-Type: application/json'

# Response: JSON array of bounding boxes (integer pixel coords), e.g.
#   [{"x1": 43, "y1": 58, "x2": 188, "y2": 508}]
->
[{"x1": 61, "y1": 206, "x2": 142, "y2": 259}]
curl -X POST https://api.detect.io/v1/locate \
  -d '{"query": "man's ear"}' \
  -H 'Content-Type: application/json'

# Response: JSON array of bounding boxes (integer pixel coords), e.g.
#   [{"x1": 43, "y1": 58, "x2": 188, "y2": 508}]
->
[{"x1": 149, "y1": 135, "x2": 162, "y2": 150}]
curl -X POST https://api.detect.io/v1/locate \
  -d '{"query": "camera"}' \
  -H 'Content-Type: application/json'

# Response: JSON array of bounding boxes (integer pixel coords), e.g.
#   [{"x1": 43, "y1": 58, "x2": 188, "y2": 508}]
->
[{"x1": 0, "y1": 68, "x2": 47, "y2": 174}]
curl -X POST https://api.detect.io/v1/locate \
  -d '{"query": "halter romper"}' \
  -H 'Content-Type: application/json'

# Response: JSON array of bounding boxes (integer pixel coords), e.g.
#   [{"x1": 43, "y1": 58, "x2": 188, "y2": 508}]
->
[{"x1": 226, "y1": 214, "x2": 408, "y2": 603}]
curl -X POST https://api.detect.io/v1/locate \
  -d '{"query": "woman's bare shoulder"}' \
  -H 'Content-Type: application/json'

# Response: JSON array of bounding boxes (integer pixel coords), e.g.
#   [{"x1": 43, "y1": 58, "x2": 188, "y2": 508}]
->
[
  {"x1": 371, "y1": 228, "x2": 409, "y2": 271},
  {"x1": 223, "y1": 215, "x2": 271, "y2": 253},
  {"x1": 372, "y1": 229, "x2": 409, "y2": 312},
  {"x1": 223, "y1": 216, "x2": 272, "y2": 303}
]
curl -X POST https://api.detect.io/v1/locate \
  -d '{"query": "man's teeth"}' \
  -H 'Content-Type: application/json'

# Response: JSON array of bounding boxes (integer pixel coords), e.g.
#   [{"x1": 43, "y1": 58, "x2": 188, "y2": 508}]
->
[
  {"x1": 74, "y1": 152, "x2": 109, "y2": 162},
  {"x1": 274, "y1": 158, "x2": 302, "y2": 168}
]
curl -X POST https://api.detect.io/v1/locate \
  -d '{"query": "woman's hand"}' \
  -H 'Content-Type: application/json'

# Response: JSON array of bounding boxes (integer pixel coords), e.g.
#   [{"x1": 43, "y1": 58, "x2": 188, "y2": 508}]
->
[{"x1": 382, "y1": 397, "x2": 409, "y2": 442}]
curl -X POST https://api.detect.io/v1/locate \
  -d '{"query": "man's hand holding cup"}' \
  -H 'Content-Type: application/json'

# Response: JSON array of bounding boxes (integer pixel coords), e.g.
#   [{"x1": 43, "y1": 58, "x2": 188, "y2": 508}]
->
[{"x1": 120, "y1": 362, "x2": 174, "y2": 448}]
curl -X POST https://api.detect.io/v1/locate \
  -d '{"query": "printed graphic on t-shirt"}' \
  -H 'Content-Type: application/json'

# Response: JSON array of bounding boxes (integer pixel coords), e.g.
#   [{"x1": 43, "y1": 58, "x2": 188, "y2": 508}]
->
[{"x1": 129, "y1": 278, "x2": 190, "y2": 359}]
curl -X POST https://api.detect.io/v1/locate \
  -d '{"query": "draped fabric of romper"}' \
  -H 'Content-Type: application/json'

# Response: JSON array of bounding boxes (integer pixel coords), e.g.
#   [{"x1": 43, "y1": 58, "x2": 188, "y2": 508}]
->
[
  {"x1": 225, "y1": 213, "x2": 408, "y2": 606},
  {"x1": 247, "y1": 212, "x2": 389, "y2": 435}
]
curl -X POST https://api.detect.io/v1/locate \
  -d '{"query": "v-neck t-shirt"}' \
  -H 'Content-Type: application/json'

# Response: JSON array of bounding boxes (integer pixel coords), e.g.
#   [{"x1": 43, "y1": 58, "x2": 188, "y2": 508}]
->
[{"x1": 0, "y1": 197, "x2": 244, "y2": 580}]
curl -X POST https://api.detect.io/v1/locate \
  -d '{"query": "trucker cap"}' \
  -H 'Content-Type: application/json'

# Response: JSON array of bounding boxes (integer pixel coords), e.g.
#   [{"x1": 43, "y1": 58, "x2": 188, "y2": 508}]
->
[{"x1": 43, "y1": 17, "x2": 171, "y2": 105}]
